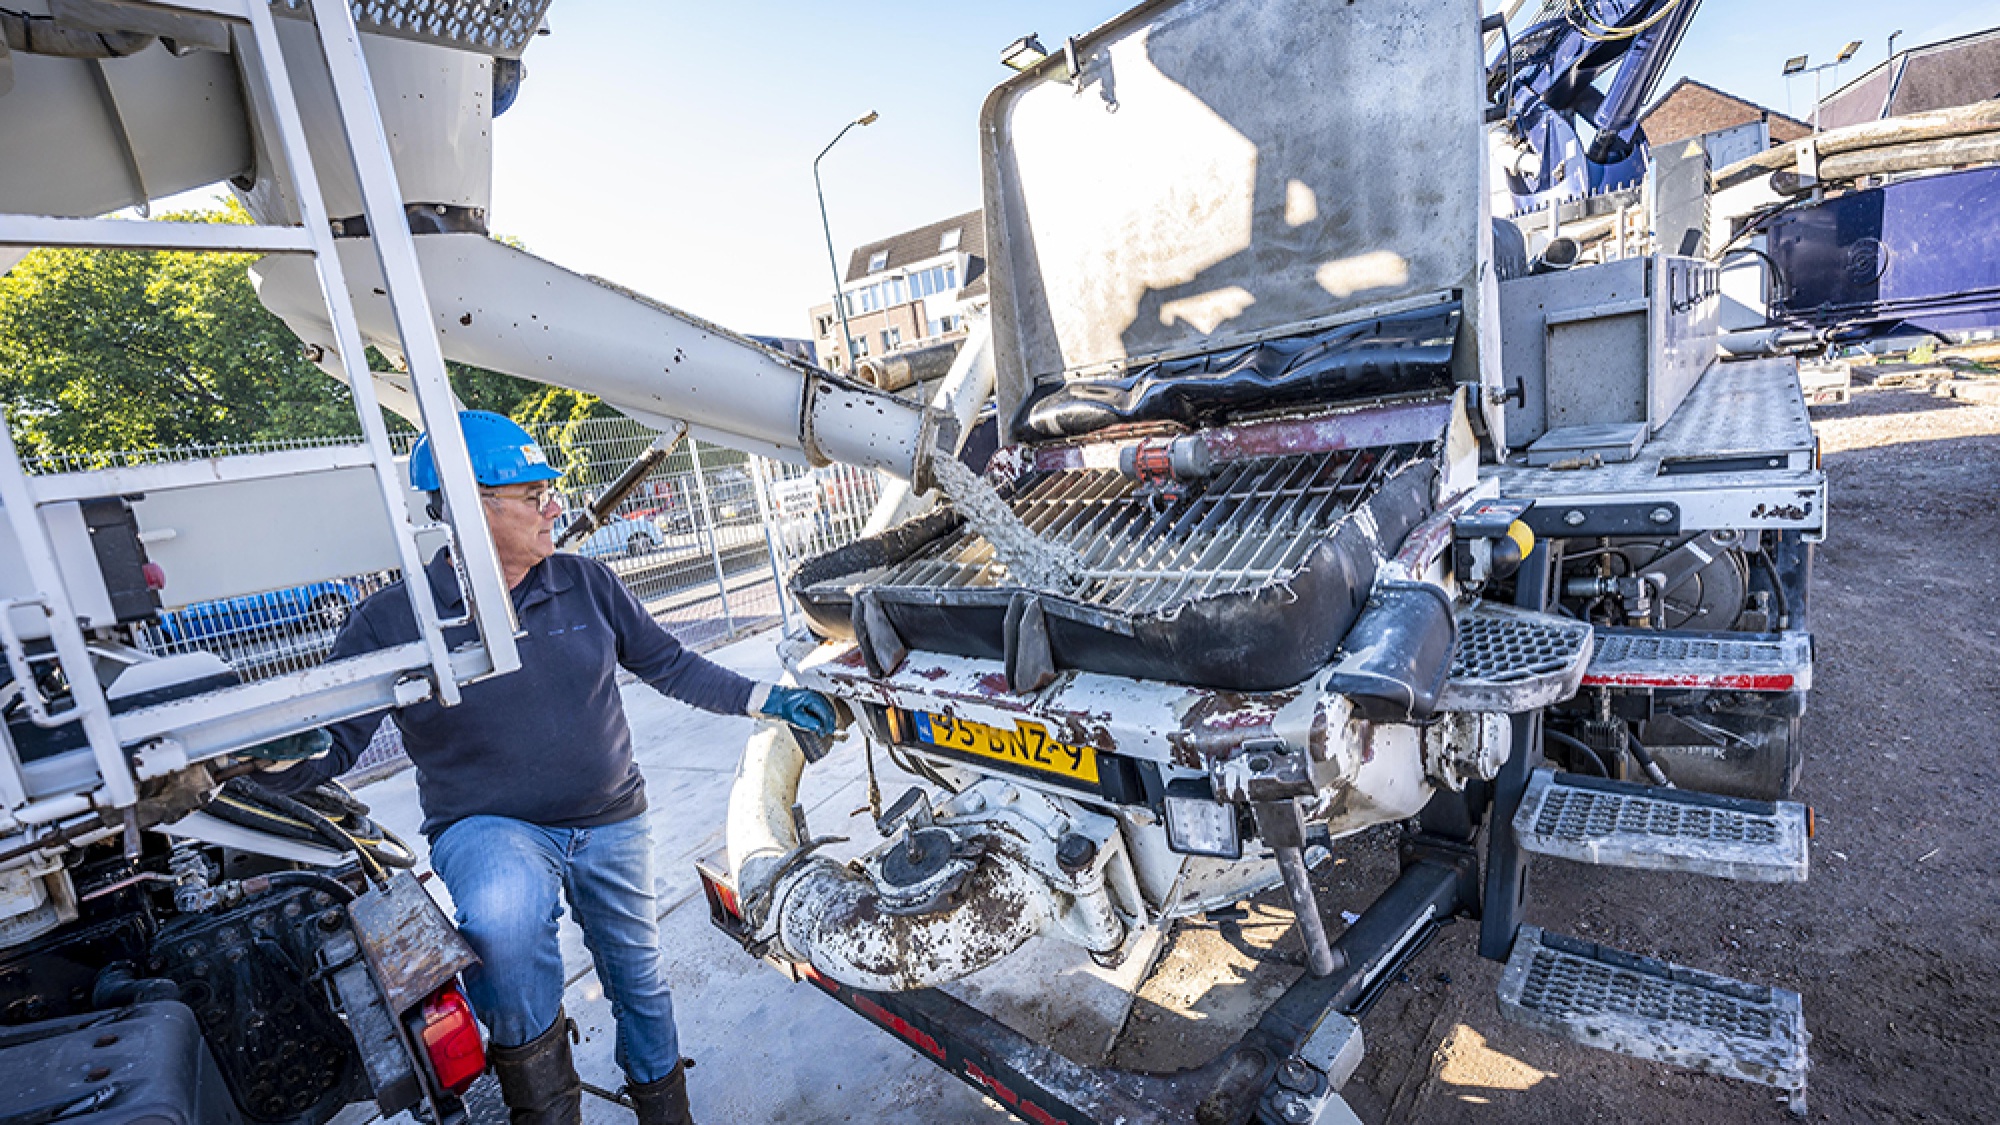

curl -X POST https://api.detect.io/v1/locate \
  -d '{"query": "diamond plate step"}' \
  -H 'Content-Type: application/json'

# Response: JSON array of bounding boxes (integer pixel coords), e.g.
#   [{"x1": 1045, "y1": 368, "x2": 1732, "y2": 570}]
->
[
  {"x1": 1500, "y1": 926, "x2": 1808, "y2": 1114},
  {"x1": 1513, "y1": 769, "x2": 1809, "y2": 882},
  {"x1": 1436, "y1": 604, "x2": 1593, "y2": 713},
  {"x1": 1582, "y1": 628, "x2": 1812, "y2": 692}
]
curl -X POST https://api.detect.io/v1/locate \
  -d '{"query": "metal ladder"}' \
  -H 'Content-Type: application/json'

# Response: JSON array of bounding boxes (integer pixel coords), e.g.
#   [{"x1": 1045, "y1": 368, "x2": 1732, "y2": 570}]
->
[{"x1": 0, "y1": 0, "x2": 518, "y2": 825}]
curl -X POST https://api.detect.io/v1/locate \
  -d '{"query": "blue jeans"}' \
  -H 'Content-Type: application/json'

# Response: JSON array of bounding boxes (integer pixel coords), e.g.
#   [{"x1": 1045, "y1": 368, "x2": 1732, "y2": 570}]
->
[{"x1": 429, "y1": 814, "x2": 680, "y2": 1084}]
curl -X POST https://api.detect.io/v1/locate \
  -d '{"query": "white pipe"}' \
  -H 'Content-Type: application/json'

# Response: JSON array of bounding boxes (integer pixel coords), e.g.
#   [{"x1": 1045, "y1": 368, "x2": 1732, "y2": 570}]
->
[{"x1": 251, "y1": 236, "x2": 942, "y2": 481}]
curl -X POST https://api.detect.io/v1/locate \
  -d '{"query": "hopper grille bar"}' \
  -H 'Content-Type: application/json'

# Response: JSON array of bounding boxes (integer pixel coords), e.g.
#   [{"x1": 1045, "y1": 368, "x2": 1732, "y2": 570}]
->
[{"x1": 850, "y1": 443, "x2": 1427, "y2": 613}]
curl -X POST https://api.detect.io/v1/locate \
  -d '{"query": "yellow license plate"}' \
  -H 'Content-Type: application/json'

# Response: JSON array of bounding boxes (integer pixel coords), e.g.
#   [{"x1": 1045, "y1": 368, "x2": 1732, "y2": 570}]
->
[{"x1": 912, "y1": 711, "x2": 1099, "y2": 786}]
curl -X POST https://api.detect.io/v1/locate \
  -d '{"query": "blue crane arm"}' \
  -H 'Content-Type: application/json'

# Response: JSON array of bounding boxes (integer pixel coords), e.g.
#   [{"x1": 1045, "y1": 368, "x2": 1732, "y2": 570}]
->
[{"x1": 1490, "y1": 0, "x2": 1704, "y2": 213}]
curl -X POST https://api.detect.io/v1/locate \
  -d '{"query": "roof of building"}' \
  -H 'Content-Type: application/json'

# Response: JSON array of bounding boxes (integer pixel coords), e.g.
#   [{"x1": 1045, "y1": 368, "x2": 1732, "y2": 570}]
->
[
  {"x1": 842, "y1": 209, "x2": 985, "y2": 285},
  {"x1": 1640, "y1": 78, "x2": 1812, "y2": 149},
  {"x1": 1818, "y1": 26, "x2": 2000, "y2": 131}
]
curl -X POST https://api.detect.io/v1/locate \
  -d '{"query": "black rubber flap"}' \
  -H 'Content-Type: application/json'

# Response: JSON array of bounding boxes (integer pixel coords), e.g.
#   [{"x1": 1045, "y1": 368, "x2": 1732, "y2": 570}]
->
[
  {"x1": 1015, "y1": 301, "x2": 1460, "y2": 442},
  {"x1": 1004, "y1": 593, "x2": 1059, "y2": 694},
  {"x1": 1323, "y1": 580, "x2": 1458, "y2": 722}
]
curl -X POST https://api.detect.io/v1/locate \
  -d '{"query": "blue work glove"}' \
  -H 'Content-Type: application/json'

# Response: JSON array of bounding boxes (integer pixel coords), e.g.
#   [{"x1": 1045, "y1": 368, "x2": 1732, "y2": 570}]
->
[{"x1": 758, "y1": 686, "x2": 838, "y2": 736}]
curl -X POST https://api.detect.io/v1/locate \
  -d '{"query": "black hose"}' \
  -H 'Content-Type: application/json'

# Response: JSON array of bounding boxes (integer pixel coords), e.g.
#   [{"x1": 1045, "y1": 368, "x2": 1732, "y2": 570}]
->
[
  {"x1": 1625, "y1": 726, "x2": 1673, "y2": 787},
  {"x1": 224, "y1": 779, "x2": 380, "y2": 874},
  {"x1": 253, "y1": 870, "x2": 358, "y2": 904},
  {"x1": 1720, "y1": 247, "x2": 1787, "y2": 302},
  {"x1": 1753, "y1": 548, "x2": 1792, "y2": 630},
  {"x1": 214, "y1": 780, "x2": 414, "y2": 871},
  {"x1": 1544, "y1": 728, "x2": 1612, "y2": 777},
  {"x1": 207, "y1": 790, "x2": 325, "y2": 843}
]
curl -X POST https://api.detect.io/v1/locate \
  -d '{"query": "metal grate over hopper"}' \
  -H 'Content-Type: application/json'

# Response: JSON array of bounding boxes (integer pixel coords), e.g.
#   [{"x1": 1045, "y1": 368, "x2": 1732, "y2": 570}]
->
[
  {"x1": 849, "y1": 444, "x2": 1429, "y2": 614},
  {"x1": 792, "y1": 435, "x2": 1442, "y2": 691}
]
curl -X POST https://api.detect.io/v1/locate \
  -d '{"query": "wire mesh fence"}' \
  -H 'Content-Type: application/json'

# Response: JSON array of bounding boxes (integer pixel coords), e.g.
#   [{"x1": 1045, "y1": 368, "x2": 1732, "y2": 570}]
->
[{"x1": 26, "y1": 417, "x2": 886, "y2": 778}]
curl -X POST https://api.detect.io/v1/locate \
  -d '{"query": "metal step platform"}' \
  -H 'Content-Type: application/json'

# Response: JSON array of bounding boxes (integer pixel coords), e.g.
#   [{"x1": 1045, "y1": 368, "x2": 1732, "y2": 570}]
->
[
  {"x1": 1513, "y1": 769, "x2": 1809, "y2": 882},
  {"x1": 1581, "y1": 628, "x2": 1812, "y2": 692},
  {"x1": 1499, "y1": 926, "x2": 1808, "y2": 1114},
  {"x1": 1436, "y1": 603, "x2": 1593, "y2": 713}
]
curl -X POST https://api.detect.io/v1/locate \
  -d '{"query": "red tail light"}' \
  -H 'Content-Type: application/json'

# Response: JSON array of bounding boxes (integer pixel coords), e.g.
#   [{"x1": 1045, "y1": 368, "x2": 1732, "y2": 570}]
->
[
  {"x1": 711, "y1": 876, "x2": 741, "y2": 921},
  {"x1": 419, "y1": 985, "x2": 485, "y2": 1095}
]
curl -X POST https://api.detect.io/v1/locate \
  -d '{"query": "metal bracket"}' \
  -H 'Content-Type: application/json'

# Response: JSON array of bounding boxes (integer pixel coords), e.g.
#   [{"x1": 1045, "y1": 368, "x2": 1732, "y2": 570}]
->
[
  {"x1": 1211, "y1": 739, "x2": 1313, "y2": 805},
  {"x1": 875, "y1": 786, "x2": 934, "y2": 837},
  {"x1": 0, "y1": 599, "x2": 72, "y2": 729},
  {"x1": 1521, "y1": 500, "x2": 1680, "y2": 537}
]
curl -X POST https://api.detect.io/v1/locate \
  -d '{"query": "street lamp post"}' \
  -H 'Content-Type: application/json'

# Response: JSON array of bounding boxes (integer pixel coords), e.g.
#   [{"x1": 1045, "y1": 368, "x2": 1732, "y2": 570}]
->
[
  {"x1": 1784, "y1": 40, "x2": 1863, "y2": 132},
  {"x1": 814, "y1": 111, "x2": 878, "y2": 372}
]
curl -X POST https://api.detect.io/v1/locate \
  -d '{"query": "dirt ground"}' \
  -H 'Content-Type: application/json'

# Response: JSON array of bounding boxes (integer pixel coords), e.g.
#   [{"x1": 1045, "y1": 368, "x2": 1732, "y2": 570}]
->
[{"x1": 1112, "y1": 382, "x2": 2000, "y2": 1124}]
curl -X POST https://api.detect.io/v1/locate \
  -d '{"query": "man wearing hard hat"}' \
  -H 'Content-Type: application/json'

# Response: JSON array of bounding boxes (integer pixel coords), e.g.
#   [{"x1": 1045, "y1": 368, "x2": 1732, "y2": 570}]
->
[{"x1": 263, "y1": 411, "x2": 834, "y2": 1125}]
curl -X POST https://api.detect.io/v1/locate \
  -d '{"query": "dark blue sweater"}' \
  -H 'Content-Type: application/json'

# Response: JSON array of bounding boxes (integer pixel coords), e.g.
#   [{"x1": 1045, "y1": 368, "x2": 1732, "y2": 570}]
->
[{"x1": 271, "y1": 551, "x2": 755, "y2": 838}]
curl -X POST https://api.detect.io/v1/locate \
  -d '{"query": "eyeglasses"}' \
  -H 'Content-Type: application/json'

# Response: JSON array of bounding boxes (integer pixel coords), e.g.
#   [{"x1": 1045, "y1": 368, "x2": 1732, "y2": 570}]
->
[{"x1": 480, "y1": 485, "x2": 558, "y2": 511}]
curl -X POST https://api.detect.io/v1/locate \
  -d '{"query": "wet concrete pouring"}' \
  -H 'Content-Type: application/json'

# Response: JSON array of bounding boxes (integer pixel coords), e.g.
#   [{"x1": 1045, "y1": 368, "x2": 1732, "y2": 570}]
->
[{"x1": 1106, "y1": 382, "x2": 2000, "y2": 1123}]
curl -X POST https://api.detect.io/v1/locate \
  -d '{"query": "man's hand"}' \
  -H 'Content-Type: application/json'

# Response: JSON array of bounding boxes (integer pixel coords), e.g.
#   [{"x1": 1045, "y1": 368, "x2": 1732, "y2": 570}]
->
[{"x1": 757, "y1": 687, "x2": 837, "y2": 735}]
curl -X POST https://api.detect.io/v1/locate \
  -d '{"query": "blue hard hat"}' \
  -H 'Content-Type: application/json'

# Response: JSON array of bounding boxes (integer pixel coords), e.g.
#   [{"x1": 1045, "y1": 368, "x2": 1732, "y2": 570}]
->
[{"x1": 409, "y1": 410, "x2": 563, "y2": 491}]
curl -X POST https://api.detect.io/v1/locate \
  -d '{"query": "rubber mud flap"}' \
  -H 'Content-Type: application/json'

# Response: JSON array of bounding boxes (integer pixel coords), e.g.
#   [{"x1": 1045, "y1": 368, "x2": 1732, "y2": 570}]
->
[
  {"x1": 851, "y1": 591, "x2": 909, "y2": 678},
  {"x1": 1003, "y1": 593, "x2": 1059, "y2": 694},
  {"x1": 1324, "y1": 581, "x2": 1457, "y2": 722}
]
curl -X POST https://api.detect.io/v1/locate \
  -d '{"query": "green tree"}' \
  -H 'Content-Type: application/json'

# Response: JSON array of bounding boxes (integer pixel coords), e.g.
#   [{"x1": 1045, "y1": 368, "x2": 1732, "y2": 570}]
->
[
  {"x1": 0, "y1": 200, "x2": 614, "y2": 464},
  {"x1": 0, "y1": 200, "x2": 358, "y2": 462}
]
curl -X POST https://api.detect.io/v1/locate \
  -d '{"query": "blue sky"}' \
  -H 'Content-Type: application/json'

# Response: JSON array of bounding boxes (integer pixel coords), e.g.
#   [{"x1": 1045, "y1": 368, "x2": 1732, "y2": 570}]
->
[{"x1": 487, "y1": 1, "x2": 2000, "y2": 338}]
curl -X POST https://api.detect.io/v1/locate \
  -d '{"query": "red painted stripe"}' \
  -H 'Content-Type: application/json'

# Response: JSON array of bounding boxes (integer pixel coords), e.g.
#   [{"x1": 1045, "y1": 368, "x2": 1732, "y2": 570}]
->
[
  {"x1": 1580, "y1": 671, "x2": 1796, "y2": 691},
  {"x1": 853, "y1": 994, "x2": 946, "y2": 1062}
]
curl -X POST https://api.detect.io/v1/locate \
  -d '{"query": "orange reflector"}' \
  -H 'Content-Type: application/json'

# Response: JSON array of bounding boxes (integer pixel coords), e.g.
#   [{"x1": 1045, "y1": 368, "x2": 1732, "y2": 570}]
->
[{"x1": 1806, "y1": 806, "x2": 1816, "y2": 839}]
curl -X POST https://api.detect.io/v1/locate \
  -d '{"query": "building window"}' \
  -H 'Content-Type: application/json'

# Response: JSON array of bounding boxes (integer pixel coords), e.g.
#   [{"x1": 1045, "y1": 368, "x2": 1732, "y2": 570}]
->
[
  {"x1": 816, "y1": 315, "x2": 835, "y2": 337},
  {"x1": 851, "y1": 335, "x2": 870, "y2": 358},
  {"x1": 940, "y1": 228, "x2": 961, "y2": 252},
  {"x1": 867, "y1": 249, "x2": 889, "y2": 273},
  {"x1": 927, "y1": 315, "x2": 959, "y2": 338},
  {"x1": 882, "y1": 327, "x2": 902, "y2": 351}
]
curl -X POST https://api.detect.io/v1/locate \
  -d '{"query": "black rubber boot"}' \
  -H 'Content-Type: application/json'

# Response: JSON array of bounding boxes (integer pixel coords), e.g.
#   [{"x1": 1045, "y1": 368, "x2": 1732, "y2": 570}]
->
[
  {"x1": 626, "y1": 1060, "x2": 695, "y2": 1125},
  {"x1": 489, "y1": 1012, "x2": 582, "y2": 1125}
]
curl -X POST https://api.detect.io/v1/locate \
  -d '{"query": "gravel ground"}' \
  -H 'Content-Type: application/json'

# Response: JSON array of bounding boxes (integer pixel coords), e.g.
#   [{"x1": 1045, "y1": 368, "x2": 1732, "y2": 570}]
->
[{"x1": 1114, "y1": 383, "x2": 2000, "y2": 1124}]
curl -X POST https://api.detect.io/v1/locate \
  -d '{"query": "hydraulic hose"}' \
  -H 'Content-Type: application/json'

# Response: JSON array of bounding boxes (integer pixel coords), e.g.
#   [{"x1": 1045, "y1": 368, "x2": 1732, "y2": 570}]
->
[
  {"x1": 247, "y1": 869, "x2": 358, "y2": 905},
  {"x1": 222, "y1": 778, "x2": 389, "y2": 881},
  {"x1": 1544, "y1": 728, "x2": 1612, "y2": 777},
  {"x1": 1625, "y1": 726, "x2": 1673, "y2": 787}
]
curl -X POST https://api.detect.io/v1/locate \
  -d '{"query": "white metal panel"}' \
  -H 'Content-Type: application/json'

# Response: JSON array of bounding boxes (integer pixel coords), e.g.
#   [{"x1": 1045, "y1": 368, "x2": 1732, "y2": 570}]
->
[
  {"x1": 981, "y1": 0, "x2": 1493, "y2": 418},
  {"x1": 0, "y1": 41, "x2": 251, "y2": 219},
  {"x1": 28, "y1": 444, "x2": 378, "y2": 504},
  {"x1": 0, "y1": 215, "x2": 313, "y2": 253},
  {"x1": 265, "y1": 17, "x2": 493, "y2": 219},
  {"x1": 130, "y1": 467, "x2": 401, "y2": 608}
]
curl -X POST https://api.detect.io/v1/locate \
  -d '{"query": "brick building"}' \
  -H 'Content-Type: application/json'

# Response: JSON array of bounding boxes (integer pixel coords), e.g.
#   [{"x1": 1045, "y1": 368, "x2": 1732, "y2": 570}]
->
[
  {"x1": 807, "y1": 210, "x2": 987, "y2": 373},
  {"x1": 1640, "y1": 78, "x2": 1811, "y2": 168}
]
